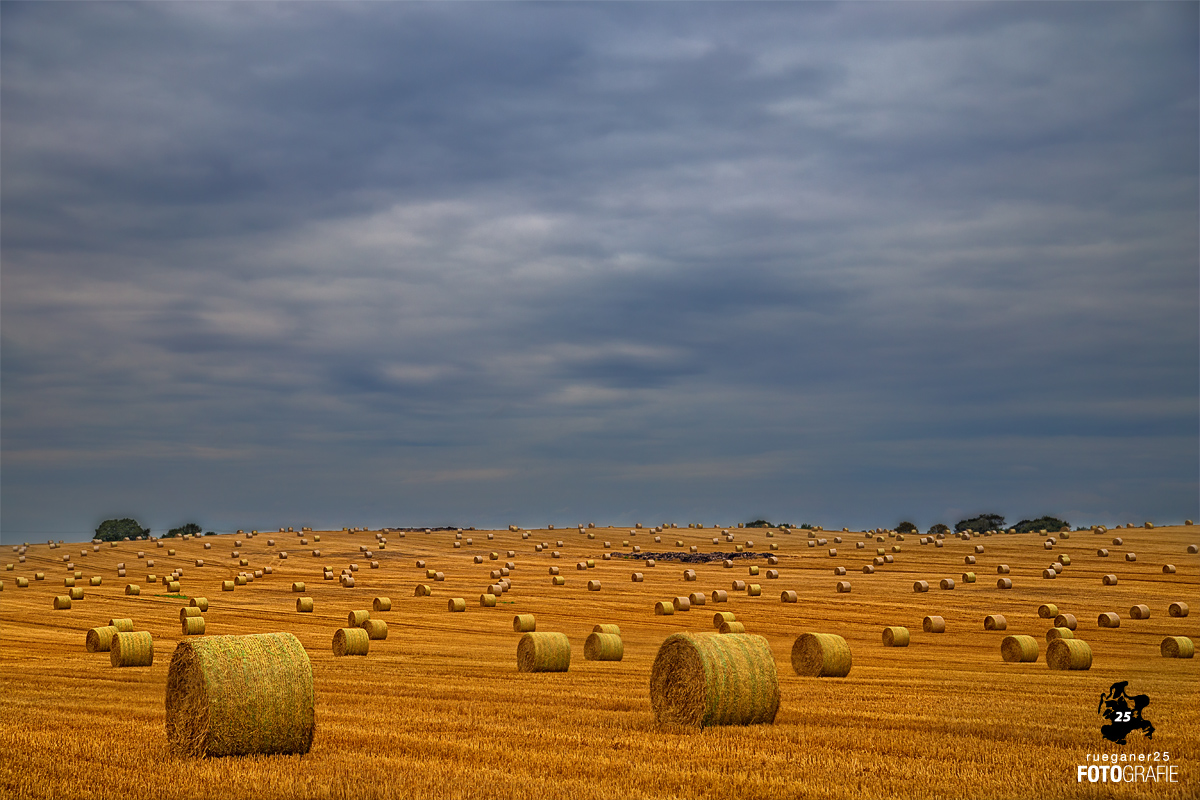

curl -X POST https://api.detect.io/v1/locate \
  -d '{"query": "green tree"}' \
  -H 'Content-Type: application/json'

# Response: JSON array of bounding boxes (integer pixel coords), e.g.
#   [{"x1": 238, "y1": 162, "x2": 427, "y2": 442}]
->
[
  {"x1": 167, "y1": 523, "x2": 202, "y2": 538},
  {"x1": 94, "y1": 518, "x2": 150, "y2": 542},
  {"x1": 896, "y1": 521, "x2": 917, "y2": 534},
  {"x1": 955, "y1": 514, "x2": 1005, "y2": 534},
  {"x1": 745, "y1": 519, "x2": 773, "y2": 528},
  {"x1": 928, "y1": 523, "x2": 949, "y2": 535},
  {"x1": 1014, "y1": 516, "x2": 1069, "y2": 533}
]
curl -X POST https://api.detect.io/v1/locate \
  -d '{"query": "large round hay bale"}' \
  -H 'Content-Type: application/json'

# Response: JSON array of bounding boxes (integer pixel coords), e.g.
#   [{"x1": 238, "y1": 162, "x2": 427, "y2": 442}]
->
[
  {"x1": 86, "y1": 626, "x2": 119, "y2": 653},
  {"x1": 1047, "y1": 638, "x2": 1092, "y2": 670},
  {"x1": 362, "y1": 619, "x2": 388, "y2": 639},
  {"x1": 221, "y1": 581, "x2": 234, "y2": 592},
  {"x1": 480, "y1": 593, "x2": 497, "y2": 607},
  {"x1": 414, "y1": 584, "x2": 431, "y2": 596},
  {"x1": 1000, "y1": 635, "x2": 1038, "y2": 663},
  {"x1": 650, "y1": 632, "x2": 779, "y2": 727},
  {"x1": 1129, "y1": 604, "x2": 1150, "y2": 620},
  {"x1": 180, "y1": 606, "x2": 203, "y2": 623},
  {"x1": 718, "y1": 621, "x2": 746, "y2": 634},
  {"x1": 126, "y1": 584, "x2": 141, "y2": 596},
  {"x1": 111, "y1": 631, "x2": 154, "y2": 667},
  {"x1": 52, "y1": 594, "x2": 71, "y2": 610},
  {"x1": 747, "y1": 584, "x2": 761, "y2": 596},
  {"x1": 711, "y1": 589, "x2": 729, "y2": 603},
  {"x1": 513, "y1": 614, "x2": 536, "y2": 632},
  {"x1": 587, "y1": 580, "x2": 601, "y2": 592},
  {"x1": 791, "y1": 633, "x2": 851, "y2": 678},
  {"x1": 1101, "y1": 574, "x2": 1118, "y2": 586},
  {"x1": 654, "y1": 601, "x2": 675, "y2": 615},
  {"x1": 913, "y1": 580, "x2": 929, "y2": 593},
  {"x1": 1169, "y1": 602, "x2": 1189, "y2": 617},
  {"x1": 182, "y1": 617, "x2": 206, "y2": 636},
  {"x1": 69, "y1": 587, "x2": 85, "y2": 600},
  {"x1": 332, "y1": 627, "x2": 369, "y2": 656},
  {"x1": 780, "y1": 590, "x2": 798, "y2": 603},
  {"x1": 1046, "y1": 627, "x2": 1074, "y2": 642},
  {"x1": 109, "y1": 618, "x2": 134, "y2": 632},
  {"x1": 447, "y1": 598, "x2": 466, "y2": 612},
  {"x1": 593, "y1": 624, "x2": 621, "y2": 636},
  {"x1": 1098, "y1": 612, "x2": 1121, "y2": 628},
  {"x1": 673, "y1": 596, "x2": 691, "y2": 612},
  {"x1": 1160, "y1": 637, "x2": 1194, "y2": 659},
  {"x1": 923, "y1": 616, "x2": 945, "y2": 633},
  {"x1": 881, "y1": 627, "x2": 909, "y2": 647},
  {"x1": 296, "y1": 597, "x2": 313, "y2": 613},
  {"x1": 1037, "y1": 604, "x2": 1058, "y2": 619},
  {"x1": 348, "y1": 610, "x2": 370, "y2": 628},
  {"x1": 984, "y1": 614, "x2": 1007, "y2": 631},
  {"x1": 292, "y1": 582, "x2": 305, "y2": 593},
  {"x1": 584, "y1": 632, "x2": 624, "y2": 661},
  {"x1": 517, "y1": 632, "x2": 570, "y2": 673},
  {"x1": 166, "y1": 632, "x2": 314, "y2": 757}
]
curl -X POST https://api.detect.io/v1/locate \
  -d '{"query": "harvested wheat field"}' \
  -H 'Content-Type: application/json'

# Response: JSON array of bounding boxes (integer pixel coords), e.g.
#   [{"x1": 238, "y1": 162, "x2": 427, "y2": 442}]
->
[{"x1": 1, "y1": 523, "x2": 1197, "y2": 799}]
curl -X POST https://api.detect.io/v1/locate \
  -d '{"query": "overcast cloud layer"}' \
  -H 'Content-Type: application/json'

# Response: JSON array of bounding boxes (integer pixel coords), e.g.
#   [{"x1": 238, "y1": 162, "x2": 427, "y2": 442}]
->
[{"x1": 2, "y1": 2, "x2": 1197, "y2": 541}]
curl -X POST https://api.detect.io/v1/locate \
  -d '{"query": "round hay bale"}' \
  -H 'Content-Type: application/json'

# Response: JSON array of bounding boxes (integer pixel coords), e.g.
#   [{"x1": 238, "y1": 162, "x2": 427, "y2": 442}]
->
[
  {"x1": 835, "y1": 581, "x2": 852, "y2": 593},
  {"x1": 718, "y1": 621, "x2": 746, "y2": 634},
  {"x1": 1169, "y1": 602, "x2": 1189, "y2": 617},
  {"x1": 939, "y1": 578, "x2": 955, "y2": 590},
  {"x1": 912, "y1": 580, "x2": 929, "y2": 593},
  {"x1": 1101, "y1": 574, "x2": 1118, "y2": 585},
  {"x1": 711, "y1": 612, "x2": 736, "y2": 629},
  {"x1": 1125, "y1": 553, "x2": 1136, "y2": 562},
  {"x1": 332, "y1": 628, "x2": 369, "y2": 656},
  {"x1": 1188, "y1": 544, "x2": 1199, "y2": 554},
  {"x1": 881, "y1": 627, "x2": 909, "y2": 647},
  {"x1": 791, "y1": 633, "x2": 852, "y2": 678},
  {"x1": 167, "y1": 581, "x2": 181, "y2": 593},
  {"x1": 222, "y1": 581, "x2": 234, "y2": 592},
  {"x1": 650, "y1": 632, "x2": 779, "y2": 727},
  {"x1": 747, "y1": 584, "x2": 761, "y2": 596},
  {"x1": 984, "y1": 614, "x2": 1007, "y2": 631},
  {"x1": 683, "y1": 569, "x2": 697, "y2": 581},
  {"x1": 593, "y1": 624, "x2": 621, "y2": 636},
  {"x1": 180, "y1": 606, "x2": 203, "y2": 623},
  {"x1": 53, "y1": 594, "x2": 72, "y2": 609},
  {"x1": 962, "y1": 572, "x2": 976, "y2": 583},
  {"x1": 780, "y1": 590, "x2": 798, "y2": 603},
  {"x1": 687, "y1": 592, "x2": 706, "y2": 606},
  {"x1": 1053, "y1": 614, "x2": 1078, "y2": 631},
  {"x1": 1098, "y1": 612, "x2": 1121, "y2": 628},
  {"x1": 362, "y1": 619, "x2": 388, "y2": 639},
  {"x1": 108, "y1": 618, "x2": 134, "y2": 632},
  {"x1": 1037, "y1": 604, "x2": 1059, "y2": 619},
  {"x1": 922, "y1": 616, "x2": 945, "y2": 633},
  {"x1": 711, "y1": 589, "x2": 729, "y2": 603},
  {"x1": 584, "y1": 632, "x2": 624, "y2": 661},
  {"x1": 296, "y1": 597, "x2": 314, "y2": 613},
  {"x1": 551, "y1": 576, "x2": 565, "y2": 586},
  {"x1": 832, "y1": 567, "x2": 846, "y2": 577},
  {"x1": 90, "y1": 576, "x2": 102, "y2": 586},
  {"x1": 548, "y1": 566, "x2": 560, "y2": 576},
  {"x1": 447, "y1": 598, "x2": 466, "y2": 612},
  {"x1": 587, "y1": 580, "x2": 601, "y2": 592},
  {"x1": 631, "y1": 572, "x2": 644, "y2": 582},
  {"x1": 86, "y1": 626, "x2": 119, "y2": 653},
  {"x1": 1129, "y1": 604, "x2": 1150, "y2": 620},
  {"x1": 414, "y1": 584, "x2": 431, "y2": 596},
  {"x1": 673, "y1": 596, "x2": 691, "y2": 612},
  {"x1": 1046, "y1": 627, "x2": 1074, "y2": 642},
  {"x1": 111, "y1": 631, "x2": 154, "y2": 667},
  {"x1": 1047, "y1": 638, "x2": 1092, "y2": 670},
  {"x1": 1163, "y1": 564, "x2": 1175, "y2": 574},
  {"x1": 997, "y1": 565, "x2": 1010, "y2": 574},
  {"x1": 1097, "y1": 548, "x2": 1109, "y2": 557},
  {"x1": 1112, "y1": 537, "x2": 1123, "y2": 545},
  {"x1": 126, "y1": 584, "x2": 141, "y2": 596},
  {"x1": 292, "y1": 582, "x2": 305, "y2": 593},
  {"x1": 1160, "y1": 636, "x2": 1194, "y2": 659},
  {"x1": 182, "y1": 617, "x2": 206, "y2": 636},
  {"x1": 347, "y1": 610, "x2": 370, "y2": 628},
  {"x1": 513, "y1": 614, "x2": 536, "y2": 632},
  {"x1": 480, "y1": 593, "x2": 497, "y2": 607},
  {"x1": 372, "y1": 597, "x2": 391, "y2": 613},
  {"x1": 964, "y1": 556, "x2": 976, "y2": 565},
  {"x1": 1000, "y1": 635, "x2": 1038, "y2": 663},
  {"x1": 69, "y1": 587, "x2": 84, "y2": 600},
  {"x1": 654, "y1": 601, "x2": 675, "y2": 615},
  {"x1": 517, "y1": 632, "x2": 571, "y2": 673},
  {"x1": 165, "y1": 632, "x2": 314, "y2": 757}
]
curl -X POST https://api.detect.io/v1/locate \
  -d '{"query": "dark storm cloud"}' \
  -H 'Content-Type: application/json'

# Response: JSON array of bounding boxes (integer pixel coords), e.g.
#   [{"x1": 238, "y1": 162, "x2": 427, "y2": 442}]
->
[{"x1": 2, "y1": 2, "x2": 1196, "y2": 539}]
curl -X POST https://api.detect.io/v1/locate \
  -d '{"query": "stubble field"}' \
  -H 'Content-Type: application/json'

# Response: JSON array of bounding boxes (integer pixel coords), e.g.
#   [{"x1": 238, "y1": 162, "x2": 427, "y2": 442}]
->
[{"x1": 1, "y1": 521, "x2": 1196, "y2": 800}]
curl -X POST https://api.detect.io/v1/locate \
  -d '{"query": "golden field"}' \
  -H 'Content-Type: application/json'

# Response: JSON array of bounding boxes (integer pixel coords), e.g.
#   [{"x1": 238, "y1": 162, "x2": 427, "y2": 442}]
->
[{"x1": 1, "y1": 521, "x2": 1196, "y2": 800}]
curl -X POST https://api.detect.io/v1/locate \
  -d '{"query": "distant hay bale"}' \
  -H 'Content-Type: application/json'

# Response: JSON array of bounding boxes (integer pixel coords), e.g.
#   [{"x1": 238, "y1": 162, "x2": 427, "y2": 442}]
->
[
  {"x1": 1169, "y1": 602, "x2": 1189, "y2": 617},
  {"x1": 182, "y1": 617, "x2": 206, "y2": 636},
  {"x1": 1125, "y1": 553, "x2": 1136, "y2": 562},
  {"x1": 984, "y1": 614, "x2": 1007, "y2": 631},
  {"x1": 181, "y1": 606, "x2": 203, "y2": 622},
  {"x1": 1046, "y1": 627, "x2": 1074, "y2": 642},
  {"x1": 1053, "y1": 613, "x2": 1077, "y2": 630},
  {"x1": 881, "y1": 627, "x2": 909, "y2": 647},
  {"x1": 167, "y1": 581, "x2": 181, "y2": 593},
  {"x1": 962, "y1": 572, "x2": 976, "y2": 583},
  {"x1": 1098, "y1": 612, "x2": 1121, "y2": 628},
  {"x1": 650, "y1": 632, "x2": 779, "y2": 727},
  {"x1": 1112, "y1": 537, "x2": 1123, "y2": 545},
  {"x1": 371, "y1": 597, "x2": 391, "y2": 612},
  {"x1": 69, "y1": 587, "x2": 84, "y2": 600},
  {"x1": 836, "y1": 581, "x2": 852, "y2": 593},
  {"x1": 923, "y1": 616, "x2": 945, "y2": 633},
  {"x1": 964, "y1": 556, "x2": 976, "y2": 565},
  {"x1": 629, "y1": 572, "x2": 644, "y2": 582},
  {"x1": 513, "y1": 614, "x2": 536, "y2": 632},
  {"x1": 292, "y1": 582, "x2": 305, "y2": 593},
  {"x1": 655, "y1": 601, "x2": 675, "y2": 615},
  {"x1": 332, "y1": 628, "x2": 369, "y2": 656},
  {"x1": 362, "y1": 619, "x2": 388, "y2": 639},
  {"x1": 1188, "y1": 544, "x2": 1199, "y2": 554},
  {"x1": 584, "y1": 632, "x2": 624, "y2": 661},
  {"x1": 1097, "y1": 549, "x2": 1109, "y2": 557},
  {"x1": 587, "y1": 580, "x2": 602, "y2": 592},
  {"x1": 1047, "y1": 638, "x2": 1092, "y2": 671},
  {"x1": 1038, "y1": 604, "x2": 1059, "y2": 619},
  {"x1": 1160, "y1": 637, "x2": 1194, "y2": 659},
  {"x1": 791, "y1": 633, "x2": 851, "y2": 678},
  {"x1": 126, "y1": 584, "x2": 141, "y2": 596},
  {"x1": 780, "y1": 590, "x2": 798, "y2": 603},
  {"x1": 718, "y1": 621, "x2": 746, "y2": 634},
  {"x1": 90, "y1": 576, "x2": 102, "y2": 586},
  {"x1": 1042, "y1": 569, "x2": 1056, "y2": 579},
  {"x1": 688, "y1": 592, "x2": 706, "y2": 606},
  {"x1": 1129, "y1": 604, "x2": 1150, "y2": 620},
  {"x1": 1000, "y1": 635, "x2": 1039, "y2": 663},
  {"x1": 517, "y1": 631, "x2": 571, "y2": 673},
  {"x1": 939, "y1": 578, "x2": 955, "y2": 590},
  {"x1": 711, "y1": 589, "x2": 729, "y2": 603},
  {"x1": 1163, "y1": 564, "x2": 1175, "y2": 574},
  {"x1": 53, "y1": 594, "x2": 72, "y2": 609},
  {"x1": 111, "y1": 631, "x2": 154, "y2": 667},
  {"x1": 863, "y1": 565, "x2": 875, "y2": 574},
  {"x1": 414, "y1": 584, "x2": 431, "y2": 596},
  {"x1": 683, "y1": 569, "x2": 697, "y2": 581},
  {"x1": 1101, "y1": 574, "x2": 1118, "y2": 586},
  {"x1": 997, "y1": 565, "x2": 1010, "y2": 574},
  {"x1": 913, "y1": 581, "x2": 929, "y2": 593},
  {"x1": 348, "y1": 610, "x2": 370, "y2": 628},
  {"x1": 86, "y1": 626, "x2": 119, "y2": 652},
  {"x1": 447, "y1": 598, "x2": 466, "y2": 612},
  {"x1": 296, "y1": 597, "x2": 313, "y2": 613}
]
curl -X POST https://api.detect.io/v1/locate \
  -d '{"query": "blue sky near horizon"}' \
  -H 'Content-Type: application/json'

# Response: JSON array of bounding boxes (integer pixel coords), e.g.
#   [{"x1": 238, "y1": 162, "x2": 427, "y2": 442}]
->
[{"x1": 2, "y1": 2, "x2": 1197, "y2": 543}]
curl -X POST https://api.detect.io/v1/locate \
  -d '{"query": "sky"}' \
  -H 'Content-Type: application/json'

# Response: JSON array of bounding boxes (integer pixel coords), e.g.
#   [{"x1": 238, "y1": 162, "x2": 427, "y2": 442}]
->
[{"x1": 2, "y1": 2, "x2": 1197, "y2": 542}]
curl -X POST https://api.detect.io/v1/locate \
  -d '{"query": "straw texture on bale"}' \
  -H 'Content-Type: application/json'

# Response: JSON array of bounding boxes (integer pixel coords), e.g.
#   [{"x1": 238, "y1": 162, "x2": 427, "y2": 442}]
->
[
  {"x1": 108, "y1": 618, "x2": 134, "y2": 632},
  {"x1": 881, "y1": 627, "x2": 909, "y2": 647},
  {"x1": 86, "y1": 626, "x2": 119, "y2": 653},
  {"x1": 348, "y1": 610, "x2": 370, "y2": 628},
  {"x1": 655, "y1": 601, "x2": 675, "y2": 615},
  {"x1": 182, "y1": 617, "x2": 206, "y2": 636},
  {"x1": 1160, "y1": 637, "x2": 1194, "y2": 658},
  {"x1": 480, "y1": 594, "x2": 497, "y2": 607},
  {"x1": 649, "y1": 632, "x2": 779, "y2": 727},
  {"x1": 292, "y1": 582, "x2": 305, "y2": 593},
  {"x1": 747, "y1": 584, "x2": 761, "y2": 596},
  {"x1": 1169, "y1": 602, "x2": 1189, "y2": 617},
  {"x1": 181, "y1": 606, "x2": 203, "y2": 622},
  {"x1": 222, "y1": 581, "x2": 234, "y2": 592},
  {"x1": 362, "y1": 619, "x2": 388, "y2": 639},
  {"x1": 1046, "y1": 638, "x2": 1092, "y2": 670},
  {"x1": 111, "y1": 631, "x2": 154, "y2": 667},
  {"x1": 332, "y1": 627, "x2": 369, "y2": 656},
  {"x1": 713, "y1": 611, "x2": 736, "y2": 628},
  {"x1": 1038, "y1": 604, "x2": 1059, "y2": 619},
  {"x1": 718, "y1": 621, "x2": 746, "y2": 634},
  {"x1": 1130, "y1": 604, "x2": 1150, "y2": 620},
  {"x1": 1001, "y1": 635, "x2": 1039, "y2": 663},
  {"x1": 165, "y1": 632, "x2": 314, "y2": 758},
  {"x1": 791, "y1": 633, "x2": 852, "y2": 678},
  {"x1": 513, "y1": 614, "x2": 536, "y2": 632},
  {"x1": 1046, "y1": 627, "x2": 1074, "y2": 642},
  {"x1": 168, "y1": 581, "x2": 181, "y2": 593},
  {"x1": 69, "y1": 587, "x2": 85, "y2": 600},
  {"x1": 984, "y1": 615, "x2": 1007, "y2": 631},
  {"x1": 517, "y1": 632, "x2": 571, "y2": 673},
  {"x1": 584, "y1": 632, "x2": 624, "y2": 661},
  {"x1": 1098, "y1": 612, "x2": 1121, "y2": 628},
  {"x1": 295, "y1": 597, "x2": 314, "y2": 613},
  {"x1": 923, "y1": 616, "x2": 946, "y2": 633}
]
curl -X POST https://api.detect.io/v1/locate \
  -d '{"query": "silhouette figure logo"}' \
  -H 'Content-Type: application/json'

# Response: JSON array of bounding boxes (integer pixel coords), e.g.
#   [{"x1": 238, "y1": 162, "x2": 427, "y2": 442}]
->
[{"x1": 1097, "y1": 681, "x2": 1155, "y2": 744}]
